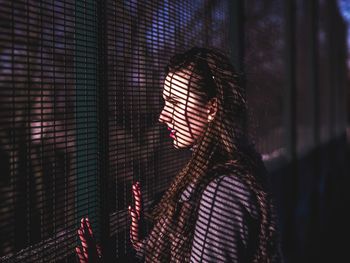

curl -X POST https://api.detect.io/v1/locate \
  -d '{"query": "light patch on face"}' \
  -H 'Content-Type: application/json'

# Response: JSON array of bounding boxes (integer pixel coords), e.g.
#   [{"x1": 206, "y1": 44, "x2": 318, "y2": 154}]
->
[{"x1": 159, "y1": 71, "x2": 209, "y2": 149}]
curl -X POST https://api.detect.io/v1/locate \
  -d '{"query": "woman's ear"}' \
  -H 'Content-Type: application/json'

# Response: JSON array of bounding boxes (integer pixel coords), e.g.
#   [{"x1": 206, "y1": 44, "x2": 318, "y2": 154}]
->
[{"x1": 207, "y1": 97, "x2": 218, "y2": 122}]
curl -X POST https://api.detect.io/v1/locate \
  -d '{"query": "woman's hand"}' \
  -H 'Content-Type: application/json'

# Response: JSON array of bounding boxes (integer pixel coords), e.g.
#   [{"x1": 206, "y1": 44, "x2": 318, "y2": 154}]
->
[
  {"x1": 76, "y1": 217, "x2": 103, "y2": 263},
  {"x1": 128, "y1": 181, "x2": 143, "y2": 251}
]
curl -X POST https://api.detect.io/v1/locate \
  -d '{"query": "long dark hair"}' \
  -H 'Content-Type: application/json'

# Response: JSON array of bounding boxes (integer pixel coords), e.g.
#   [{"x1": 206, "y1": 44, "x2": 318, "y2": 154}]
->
[{"x1": 145, "y1": 47, "x2": 280, "y2": 262}]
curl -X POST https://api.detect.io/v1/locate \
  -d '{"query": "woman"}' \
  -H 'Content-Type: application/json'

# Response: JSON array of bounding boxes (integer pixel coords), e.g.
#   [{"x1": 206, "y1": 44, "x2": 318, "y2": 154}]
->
[{"x1": 76, "y1": 47, "x2": 282, "y2": 262}]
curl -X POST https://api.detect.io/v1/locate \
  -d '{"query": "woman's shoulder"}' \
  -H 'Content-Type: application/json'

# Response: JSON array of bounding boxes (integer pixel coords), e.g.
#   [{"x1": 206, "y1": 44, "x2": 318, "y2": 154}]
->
[
  {"x1": 201, "y1": 169, "x2": 260, "y2": 219},
  {"x1": 181, "y1": 159, "x2": 265, "y2": 218}
]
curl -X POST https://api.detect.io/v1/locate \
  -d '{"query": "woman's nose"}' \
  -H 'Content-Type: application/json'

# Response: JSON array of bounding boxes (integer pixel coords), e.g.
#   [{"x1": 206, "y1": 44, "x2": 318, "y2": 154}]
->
[{"x1": 158, "y1": 107, "x2": 172, "y2": 124}]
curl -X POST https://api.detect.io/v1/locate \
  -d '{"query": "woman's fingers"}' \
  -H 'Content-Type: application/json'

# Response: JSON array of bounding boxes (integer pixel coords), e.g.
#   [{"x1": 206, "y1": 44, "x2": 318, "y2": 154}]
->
[
  {"x1": 128, "y1": 206, "x2": 139, "y2": 243},
  {"x1": 132, "y1": 182, "x2": 142, "y2": 219},
  {"x1": 80, "y1": 218, "x2": 85, "y2": 235},
  {"x1": 75, "y1": 246, "x2": 86, "y2": 263},
  {"x1": 85, "y1": 217, "x2": 94, "y2": 237},
  {"x1": 78, "y1": 229, "x2": 89, "y2": 259},
  {"x1": 129, "y1": 213, "x2": 142, "y2": 250},
  {"x1": 130, "y1": 182, "x2": 144, "y2": 251}
]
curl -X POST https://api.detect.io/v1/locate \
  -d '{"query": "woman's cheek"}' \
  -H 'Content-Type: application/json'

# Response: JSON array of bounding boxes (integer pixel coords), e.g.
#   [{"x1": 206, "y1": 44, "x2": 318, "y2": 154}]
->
[
  {"x1": 174, "y1": 104, "x2": 188, "y2": 123},
  {"x1": 187, "y1": 114, "x2": 206, "y2": 137}
]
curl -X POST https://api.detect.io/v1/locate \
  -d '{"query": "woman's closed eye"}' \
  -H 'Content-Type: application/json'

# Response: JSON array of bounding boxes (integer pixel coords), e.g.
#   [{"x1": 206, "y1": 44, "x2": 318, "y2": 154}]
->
[
  {"x1": 164, "y1": 98, "x2": 178, "y2": 106},
  {"x1": 169, "y1": 99, "x2": 178, "y2": 105}
]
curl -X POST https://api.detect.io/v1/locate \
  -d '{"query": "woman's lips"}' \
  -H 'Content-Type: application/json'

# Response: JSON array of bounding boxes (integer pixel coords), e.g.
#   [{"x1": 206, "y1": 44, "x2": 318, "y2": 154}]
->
[{"x1": 168, "y1": 127, "x2": 176, "y2": 138}]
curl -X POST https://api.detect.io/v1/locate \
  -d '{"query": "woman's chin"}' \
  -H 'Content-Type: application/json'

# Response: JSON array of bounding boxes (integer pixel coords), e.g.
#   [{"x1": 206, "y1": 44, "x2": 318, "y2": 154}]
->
[
  {"x1": 172, "y1": 141, "x2": 182, "y2": 149},
  {"x1": 172, "y1": 139, "x2": 193, "y2": 150}
]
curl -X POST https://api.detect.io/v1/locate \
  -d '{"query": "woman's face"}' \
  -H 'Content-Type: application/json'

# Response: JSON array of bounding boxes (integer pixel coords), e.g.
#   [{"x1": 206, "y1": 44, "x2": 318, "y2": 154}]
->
[{"x1": 158, "y1": 71, "x2": 215, "y2": 149}]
